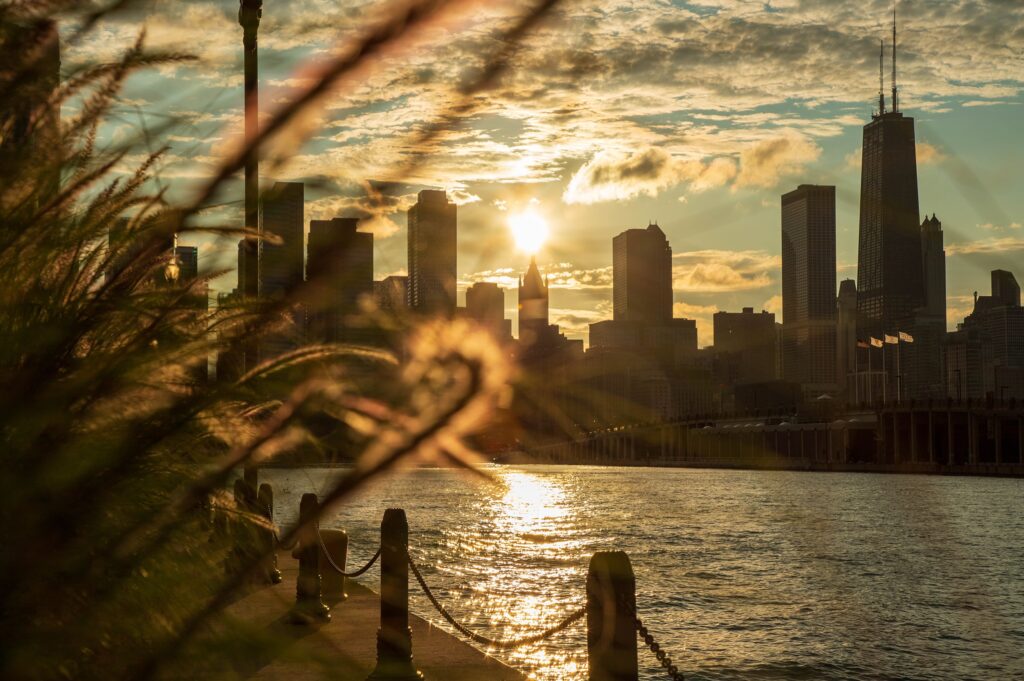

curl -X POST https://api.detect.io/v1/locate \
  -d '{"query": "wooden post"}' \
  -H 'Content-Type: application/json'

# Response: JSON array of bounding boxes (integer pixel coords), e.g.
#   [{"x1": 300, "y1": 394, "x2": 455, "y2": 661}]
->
[
  {"x1": 587, "y1": 551, "x2": 638, "y2": 681},
  {"x1": 320, "y1": 528, "x2": 349, "y2": 602},
  {"x1": 258, "y1": 483, "x2": 282, "y2": 584},
  {"x1": 243, "y1": 465, "x2": 258, "y2": 495},
  {"x1": 291, "y1": 493, "x2": 330, "y2": 624},
  {"x1": 367, "y1": 509, "x2": 422, "y2": 680}
]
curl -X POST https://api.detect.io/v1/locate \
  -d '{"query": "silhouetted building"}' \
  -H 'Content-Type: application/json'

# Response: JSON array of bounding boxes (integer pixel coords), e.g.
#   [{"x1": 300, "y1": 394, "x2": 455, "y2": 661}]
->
[
  {"x1": 407, "y1": 190, "x2": 456, "y2": 315},
  {"x1": 713, "y1": 308, "x2": 777, "y2": 405},
  {"x1": 306, "y1": 217, "x2": 373, "y2": 343},
  {"x1": 259, "y1": 182, "x2": 304, "y2": 358},
  {"x1": 905, "y1": 214, "x2": 947, "y2": 398},
  {"x1": 519, "y1": 257, "x2": 551, "y2": 347},
  {"x1": 781, "y1": 184, "x2": 837, "y2": 393},
  {"x1": 613, "y1": 223, "x2": 672, "y2": 323},
  {"x1": 466, "y1": 282, "x2": 511, "y2": 342},
  {"x1": 836, "y1": 279, "x2": 858, "y2": 398},
  {"x1": 216, "y1": 290, "x2": 244, "y2": 382},
  {"x1": 374, "y1": 275, "x2": 408, "y2": 311},
  {"x1": 946, "y1": 270, "x2": 1024, "y2": 400},
  {"x1": 175, "y1": 246, "x2": 199, "y2": 282}
]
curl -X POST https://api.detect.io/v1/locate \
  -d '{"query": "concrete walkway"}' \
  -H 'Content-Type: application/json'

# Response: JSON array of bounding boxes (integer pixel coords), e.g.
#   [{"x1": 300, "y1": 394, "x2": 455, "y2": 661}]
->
[{"x1": 221, "y1": 552, "x2": 526, "y2": 681}]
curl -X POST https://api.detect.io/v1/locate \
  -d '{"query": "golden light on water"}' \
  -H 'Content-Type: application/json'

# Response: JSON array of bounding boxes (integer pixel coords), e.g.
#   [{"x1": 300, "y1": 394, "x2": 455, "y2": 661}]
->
[{"x1": 508, "y1": 209, "x2": 549, "y2": 254}]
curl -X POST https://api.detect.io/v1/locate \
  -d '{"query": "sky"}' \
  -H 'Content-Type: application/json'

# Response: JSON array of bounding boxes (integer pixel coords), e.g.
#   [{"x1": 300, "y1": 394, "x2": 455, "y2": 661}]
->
[{"x1": 68, "y1": 0, "x2": 1024, "y2": 346}]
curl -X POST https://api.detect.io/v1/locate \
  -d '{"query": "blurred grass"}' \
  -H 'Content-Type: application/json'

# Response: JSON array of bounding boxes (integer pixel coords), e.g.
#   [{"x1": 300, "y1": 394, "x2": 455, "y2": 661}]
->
[{"x1": 0, "y1": 1, "x2": 564, "y2": 679}]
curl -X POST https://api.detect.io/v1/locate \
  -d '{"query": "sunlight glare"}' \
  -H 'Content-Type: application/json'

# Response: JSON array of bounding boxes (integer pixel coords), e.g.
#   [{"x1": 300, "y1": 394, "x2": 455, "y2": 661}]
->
[{"x1": 508, "y1": 210, "x2": 549, "y2": 254}]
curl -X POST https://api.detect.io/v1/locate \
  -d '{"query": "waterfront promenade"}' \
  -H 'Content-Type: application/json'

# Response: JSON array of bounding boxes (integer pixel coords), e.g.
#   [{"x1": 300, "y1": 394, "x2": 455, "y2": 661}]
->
[{"x1": 222, "y1": 551, "x2": 525, "y2": 681}]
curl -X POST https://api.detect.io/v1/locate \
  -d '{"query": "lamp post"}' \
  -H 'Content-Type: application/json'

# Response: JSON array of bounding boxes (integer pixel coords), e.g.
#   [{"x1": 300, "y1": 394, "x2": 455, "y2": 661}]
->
[{"x1": 239, "y1": 0, "x2": 262, "y2": 306}]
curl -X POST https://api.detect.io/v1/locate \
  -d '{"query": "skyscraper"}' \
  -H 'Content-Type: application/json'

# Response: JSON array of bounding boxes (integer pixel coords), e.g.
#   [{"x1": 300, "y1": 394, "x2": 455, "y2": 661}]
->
[
  {"x1": 259, "y1": 181, "x2": 304, "y2": 359},
  {"x1": 306, "y1": 217, "x2": 373, "y2": 342},
  {"x1": 407, "y1": 190, "x2": 457, "y2": 315},
  {"x1": 713, "y1": 308, "x2": 777, "y2": 385},
  {"x1": 518, "y1": 257, "x2": 549, "y2": 347},
  {"x1": 836, "y1": 279, "x2": 858, "y2": 397},
  {"x1": 905, "y1": 214, "x2": 947, "y2": 398},
  {"x1": 175, "y1": 245, "x2": 199, "y2": 282},
  {"x1": 781, "y1": 184, "x2": 837, "y2": 391},
  {"x1": 613, "y1": 223, "x2": 672, "y2": 323},
  {"x1": 856, "y1": 18, "x2": 923, "y2": 340},
  {"x1": 466, "y1": 282, "x2": 511, "y2": 342}
]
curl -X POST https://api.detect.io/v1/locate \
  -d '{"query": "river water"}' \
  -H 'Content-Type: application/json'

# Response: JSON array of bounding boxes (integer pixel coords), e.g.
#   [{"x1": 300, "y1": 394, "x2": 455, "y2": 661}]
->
[{"x1": 260, "y1": 465, "x2": 1024, "y2": 680}]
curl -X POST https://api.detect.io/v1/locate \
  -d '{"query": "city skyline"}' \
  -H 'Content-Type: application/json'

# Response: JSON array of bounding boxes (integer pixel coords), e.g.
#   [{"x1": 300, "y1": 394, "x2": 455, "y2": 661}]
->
[{"x1": 64, "y1": 1, "x2": 1024, "y2": 346}]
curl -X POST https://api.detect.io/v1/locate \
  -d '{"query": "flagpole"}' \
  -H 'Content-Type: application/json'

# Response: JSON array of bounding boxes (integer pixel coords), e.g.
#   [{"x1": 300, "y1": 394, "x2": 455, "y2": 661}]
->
[
  {"x1": 868, "y1": 343, "x2": 873, "y2": 404},
  {"x1": 882, "y1": 342, "x2": 887, "y2": 404},
  {"x1": 897, "y1": 337, "x2": 902, "y2": 402}
]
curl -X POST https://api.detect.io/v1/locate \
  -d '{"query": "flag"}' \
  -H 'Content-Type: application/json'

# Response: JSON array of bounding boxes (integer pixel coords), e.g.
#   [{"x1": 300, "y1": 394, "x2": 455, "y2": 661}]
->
[
  {"x1": 856, "y1": 340, "x2": 870, "y2": 349},
  {"x1": 870, "y1": 337, "x2": 883, "y2": 348},
  {"x1": 899, "y1": 331, "x2": 914, "y2": 343},
  {"x1": 884, "y1": 334, "x2": 898, "y2": 344}
]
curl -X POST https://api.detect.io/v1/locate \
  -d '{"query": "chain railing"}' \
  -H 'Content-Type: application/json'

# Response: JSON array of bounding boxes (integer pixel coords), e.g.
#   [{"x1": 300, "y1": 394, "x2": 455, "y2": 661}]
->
[
  {"x1": 316, "y1": 526, "x2": 381, "y2": 577},
  {"x1": 636, "y1": 615, "x2": 685, "y2": 680},
  {"x1": 408, "y1": 555, "x2": 586, "y2": 650}
]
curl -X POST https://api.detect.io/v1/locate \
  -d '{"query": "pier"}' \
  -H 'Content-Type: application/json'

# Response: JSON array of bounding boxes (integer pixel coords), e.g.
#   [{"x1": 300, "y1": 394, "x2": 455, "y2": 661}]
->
[{"x1": 526, "y1": 398, "x2": 1024, "y2": 476}]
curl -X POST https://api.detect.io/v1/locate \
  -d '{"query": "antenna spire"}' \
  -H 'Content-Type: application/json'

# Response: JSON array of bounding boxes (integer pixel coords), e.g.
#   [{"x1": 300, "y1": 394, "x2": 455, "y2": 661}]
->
[
  {"x1": 878, "y1": 39, "x2": 886, "y2": 115},
  {"x1": 891, "y1": 3, "x2": 899, "y2": 112}
]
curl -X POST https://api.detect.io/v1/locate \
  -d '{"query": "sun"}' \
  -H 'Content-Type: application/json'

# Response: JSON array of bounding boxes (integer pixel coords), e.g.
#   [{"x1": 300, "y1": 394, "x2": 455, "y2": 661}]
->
[{"x1": 508, "y1": 210, "x2": 549, "y2": 254}]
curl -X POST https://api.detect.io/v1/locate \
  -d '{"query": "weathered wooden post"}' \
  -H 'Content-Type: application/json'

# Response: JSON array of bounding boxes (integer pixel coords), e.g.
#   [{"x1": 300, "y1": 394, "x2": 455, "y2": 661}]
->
[
  {"x1": 290, "y1": 493, "x2": 331, "y2": 624},
  {"x1": 319, "y1": 528, "x2": 349, "y2": 602},
  {"x1": 587, "y1": 551, "x2": 638, "y2": 681},
  {"x1": 258, "y1": 483, "x2": 282, "y2": 584},
  {"x1": 243, "y1": 465, "x2": 258, "y2": 494},
  {"x1": 367, "y1": 508, "x2": 423, "y2": 680}
]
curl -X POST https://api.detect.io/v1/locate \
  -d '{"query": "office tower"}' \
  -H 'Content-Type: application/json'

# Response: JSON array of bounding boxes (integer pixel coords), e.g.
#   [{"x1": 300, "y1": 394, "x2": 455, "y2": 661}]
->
[
  {"x1": 713, "y1": 308, "x2": 777, "y2": 384},
  {"x1": 856, "y1": 16, "x2": 923, "y2": 339},
  {"x1": 518, "y1": 257, "x2": 549, "y2": 346},
  {"x1": 260, "y1": 182, "x2": 305, "y2": 297},
  {"x1": 836, "y1": 279, "x2": 858, "y2": 397},
  {"x1": 175, "y1": 246, "x2": 199, "y2": 282},
  {"x1": 466, "y1": 282, "x2": 511, "y2": 341},
  {"x1": 945, "y1": 270, "x2": 1024, "y2": 400},
  {"x1": 238, "y1": 0, "x2": 262, "y2": 303},
  {"x1": 306, "y1": 217, "x2": 373, "y2": 342},
  {"x1": 374, "y1": 275, "x2": 408, "y2": 311},
  {"x1": 407, "y1": 189, "x2": 457, "y2": 315},
  {"x1": 259, "y1": 182, "x2": 304, "y2": 359},
  {"x1": 613, "y1": 223, "x2": 672, "y2": 323},
  {"x1": 781, "y1": 185, "x2": 837, "y2": 392},
  {"x1": 905, "y1": 214, "x2": 947, "y2": 398}
]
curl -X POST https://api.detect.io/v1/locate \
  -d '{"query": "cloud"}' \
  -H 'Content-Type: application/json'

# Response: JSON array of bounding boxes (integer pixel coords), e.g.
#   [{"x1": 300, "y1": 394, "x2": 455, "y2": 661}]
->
[
  {"x1": 762, "y1": 294, "x2": 783, "y2": 320},
  {"x1": 461, "y1": 262, "x2": 613, "y2": 290},
  {"x1": 672, "y1": 249, "x2": 779, "y2": 292},
  {"x1": 977, "y1": 222, "x2": 1022, "y2": 232},
  {"x1": 562, "y1": 147, "x2": 685, "y2": 205},
  {"x1": 946, "y1": 237, "x2": 1024, "y2": 256},
  {"x1": 734, "y1": 133, "x2": 821, "y2": 188},
  {"x1": 673, "y1": 301, "x2": 719, "y2": 347},
  {"x1": 916, "y1": 142, "x2": 946, "y2": 165}
]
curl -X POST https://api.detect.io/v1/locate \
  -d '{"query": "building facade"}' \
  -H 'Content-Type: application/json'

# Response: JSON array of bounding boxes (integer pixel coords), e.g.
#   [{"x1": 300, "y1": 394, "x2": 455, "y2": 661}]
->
[
  {"x1": 612, "y1": 223, "x2": 672, "y2": 323},
  {"x1": 466, "y1": 282, "x2": 511, "y2": 342},
  {"x1": 781, "y1": 184, "x2": 837, "y2": 393},
  {"x1": 306, "y1": 217, "x2": 373, "y2": 343},
  {"x1": 407, "y1": 190, "x2": 457, "y2": 315}
]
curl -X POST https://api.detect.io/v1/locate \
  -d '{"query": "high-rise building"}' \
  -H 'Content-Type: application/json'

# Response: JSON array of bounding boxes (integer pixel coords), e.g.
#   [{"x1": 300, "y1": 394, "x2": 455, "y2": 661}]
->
[
  {"x1": 945, "y1": 270, "x2": 1024, "y2": 400},
  {"x1": 260, "y1": 182, "x2": 305, "y2": 298},
  {"x1": 613, "y1": 223, "x2": 672, "y2": 323},
  {"x1": 175, "y1": 246, "x2": 199, "y2": 282},
  {"x1": 856, "y1": 21, "x2": 923, "y2": 341},
  {"x1": 713, "y1": 308, "x2": 777, "y2": 385},
  {"x1": 407, "y1": 190, "x2": 457, "y2": 315},
  {"x1": 259, "y1": 182, "x2": 304, "y2": 359},
  {"x1": 836, "y1": 279, "x2": 858, "y2": 397},
  {"x1": 374, "y1": 275, "x2": 409, "y2": 311},
  {"x1": 306, "y1": 217, "x2": 373, "y2": 342},
  {"x1": 466, "y1": 282, "x2": 511, "y2": 341},
  {"x1": 518, "y1": 257, "x2": 550, "y2": 347},
  {"x1": 905, "y1": 214, "x2": 947, "y2": 398},
  {"x1": 781, "y1": 184, "x2": 837, "y2": 392}
]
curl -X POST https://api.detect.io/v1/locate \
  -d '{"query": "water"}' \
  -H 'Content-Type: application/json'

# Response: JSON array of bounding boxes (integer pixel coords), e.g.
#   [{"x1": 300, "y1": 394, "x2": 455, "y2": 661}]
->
[{"x1": 260, "y1": 466, "x2": 1024, "y2": 680}]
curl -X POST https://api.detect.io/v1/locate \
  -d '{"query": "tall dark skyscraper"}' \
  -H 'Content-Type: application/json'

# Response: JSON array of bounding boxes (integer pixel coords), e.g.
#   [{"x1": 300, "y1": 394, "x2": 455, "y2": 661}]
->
[
  {"x1": 260, "y1": 182, "x2": 305, "y2": 297},
  {"x1": 905, "y1": 214, "x2": 947, "y2": 398},
  {"x1": 466, "y1": 282, "x2": 511, "y2": 341},
  {"x1": 407, "y1": 189, "x2": 456, "y2": 315},
  {"x1": 781, "y1": 184, "x2": 837, "y2": 390},
  {"x1": 856, "y1": 18, "x2": 923, "y2": 339},
  {"x1": 306, "y1": 217, "x2": 373, "y2": 342},
  {"x1": 259, "y1": 181, "x2": 304, "y2": 359},
  {"x1": 175, "y1": 245, "x2": 199, "y2": 282},
  {"x1": 836, "y1": 279, "x2": 858, "y2": 396},
  {"x1": 613, "y1": 223, "x2": 672, "y2": 323}
]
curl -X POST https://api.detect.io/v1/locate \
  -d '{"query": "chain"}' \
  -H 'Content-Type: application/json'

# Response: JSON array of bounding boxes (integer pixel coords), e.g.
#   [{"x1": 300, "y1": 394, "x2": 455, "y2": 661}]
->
[
  {"x1": 408, "y1": 556, "x2": 585, "y2": 650},
  {"x1": 635, "y1": 616, "x2": 685, "y2": 681},
  {"x1": 316, "y1": 527, "x2": 382, "y2": 577}
]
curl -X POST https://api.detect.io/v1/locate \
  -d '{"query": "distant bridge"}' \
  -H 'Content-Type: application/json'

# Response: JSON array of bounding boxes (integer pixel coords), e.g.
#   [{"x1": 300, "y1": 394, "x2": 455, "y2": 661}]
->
[{"x1": 527, "y1": 398, "x2": 1024, "y2": 476}]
